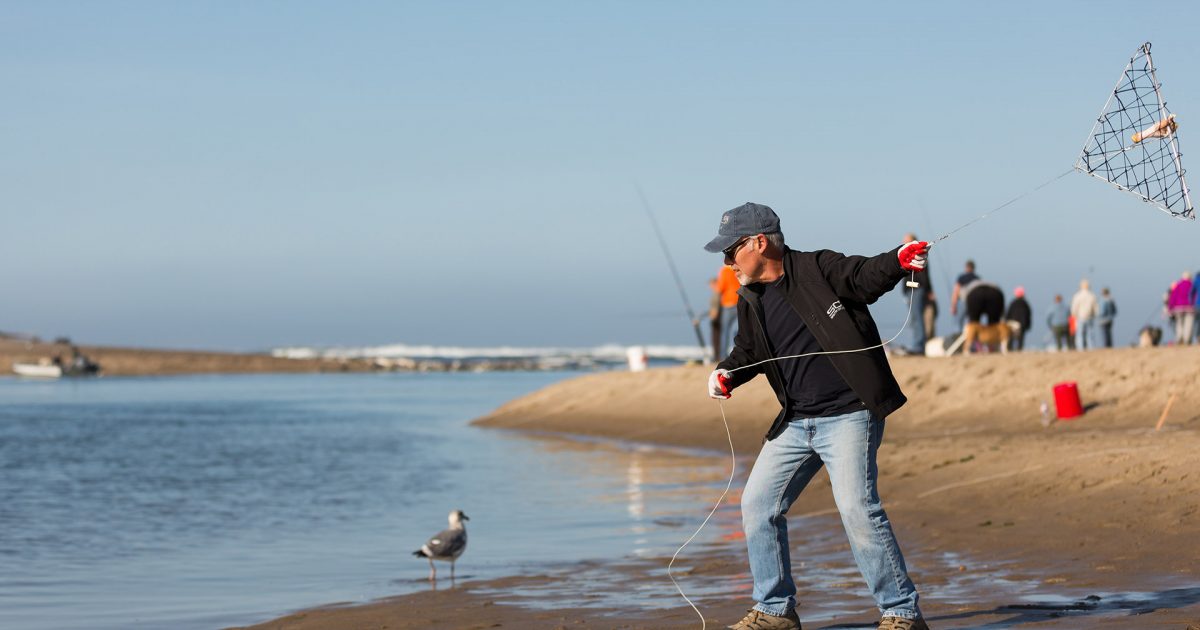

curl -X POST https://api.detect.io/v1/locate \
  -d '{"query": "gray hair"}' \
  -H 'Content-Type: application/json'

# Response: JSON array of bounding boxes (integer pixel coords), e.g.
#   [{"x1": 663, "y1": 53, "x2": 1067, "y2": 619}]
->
[{"x1": 764, "y1": 232, "x2": 786, "y2": 251}]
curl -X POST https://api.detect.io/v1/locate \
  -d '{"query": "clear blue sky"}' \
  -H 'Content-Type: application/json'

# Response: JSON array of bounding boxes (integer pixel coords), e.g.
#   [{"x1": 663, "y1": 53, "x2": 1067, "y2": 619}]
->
[{"x1": 3, "y1": 1, "x2": 1198, "y2": 351}]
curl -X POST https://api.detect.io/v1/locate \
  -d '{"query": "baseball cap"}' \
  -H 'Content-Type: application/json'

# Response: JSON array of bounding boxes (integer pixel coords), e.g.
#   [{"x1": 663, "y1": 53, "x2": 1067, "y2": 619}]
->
[{"x1": 703, "y1": 202, "x2": 782, "y2": 253}]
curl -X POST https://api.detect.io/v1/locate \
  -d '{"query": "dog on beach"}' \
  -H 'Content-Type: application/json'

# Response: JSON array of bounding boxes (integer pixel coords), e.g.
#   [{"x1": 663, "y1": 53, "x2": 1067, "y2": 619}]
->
[{"x1": 962, "y1": 321, "x2": 1010, "y2": 354}]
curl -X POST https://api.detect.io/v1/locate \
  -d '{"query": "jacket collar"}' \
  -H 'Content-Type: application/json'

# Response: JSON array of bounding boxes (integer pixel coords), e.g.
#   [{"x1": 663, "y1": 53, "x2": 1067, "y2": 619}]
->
[{"x1": 736, "y1": 246, "x2": 794, "y2": 302}]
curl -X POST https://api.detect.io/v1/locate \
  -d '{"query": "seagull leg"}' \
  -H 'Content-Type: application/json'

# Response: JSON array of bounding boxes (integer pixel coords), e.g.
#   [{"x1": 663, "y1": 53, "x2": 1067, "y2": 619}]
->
[
  {"x1": 428, "y1": 558, "x2": 436, "y2": 581},
  {"x1": 450, "y1": 559, "x2": 456, "y2": 581}
]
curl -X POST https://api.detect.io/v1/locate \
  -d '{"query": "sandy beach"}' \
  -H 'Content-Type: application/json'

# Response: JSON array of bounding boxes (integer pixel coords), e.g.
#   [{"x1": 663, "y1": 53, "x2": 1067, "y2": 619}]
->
[{"x1": 231, "y1": 345, "x2": 1200, "y2": 629}]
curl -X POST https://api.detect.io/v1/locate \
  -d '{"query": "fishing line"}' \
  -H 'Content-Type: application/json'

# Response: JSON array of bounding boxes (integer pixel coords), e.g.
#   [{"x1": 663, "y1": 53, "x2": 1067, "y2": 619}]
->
[
  {"x1": 669, "y1": 167, "x2": 1074, "y2": 627},
  {"x1": 666, "y1": 397, "x2": 737, "y2": 629},
  {"x1": 930, "y1": 169, "x2": 1074, "y2": 244}
]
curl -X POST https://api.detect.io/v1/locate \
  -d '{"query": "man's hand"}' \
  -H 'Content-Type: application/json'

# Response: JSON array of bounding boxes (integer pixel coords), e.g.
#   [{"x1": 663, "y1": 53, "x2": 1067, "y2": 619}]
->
[
  {"x1": 898, "y1": 241, "x2": 929, "y2": 271},
  {"x1": 708, "y1": 369, "x2": 732, "y2": 399}
]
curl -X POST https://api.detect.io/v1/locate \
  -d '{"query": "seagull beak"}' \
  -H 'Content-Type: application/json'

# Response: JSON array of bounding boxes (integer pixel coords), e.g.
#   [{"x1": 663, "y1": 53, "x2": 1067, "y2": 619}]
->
[{"x1": 461, "y1": 513, "x2": 470, "y2": 521}]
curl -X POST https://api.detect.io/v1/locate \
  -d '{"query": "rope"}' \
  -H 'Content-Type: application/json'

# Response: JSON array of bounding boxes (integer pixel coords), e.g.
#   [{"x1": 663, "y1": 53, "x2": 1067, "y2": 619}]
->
[
  {"x1": 667, "y1": 398, "x2": 736, "y2": 629},
  {"x1": 728, "y1": 274, "x2": 918, "y2": 374},
  {"x1": 931, "y1": 169, "x2": 1075, "y2": 245}
]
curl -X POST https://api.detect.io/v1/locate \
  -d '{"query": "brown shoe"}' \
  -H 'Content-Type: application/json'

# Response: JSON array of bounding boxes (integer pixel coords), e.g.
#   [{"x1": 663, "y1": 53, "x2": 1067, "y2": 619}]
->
[
  {"x1": 727, "y1": 608, "x2": 802, "y2": 630},
  {"x1": 877, "y1": 616, "x2": 930, "y2": 630}
]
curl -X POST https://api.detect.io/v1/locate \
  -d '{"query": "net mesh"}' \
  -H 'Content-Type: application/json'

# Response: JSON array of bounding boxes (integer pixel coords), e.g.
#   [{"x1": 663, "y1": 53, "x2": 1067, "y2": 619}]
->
[{"x1": 1077, "y1": 43, "x2": 1194, "y2": 220}]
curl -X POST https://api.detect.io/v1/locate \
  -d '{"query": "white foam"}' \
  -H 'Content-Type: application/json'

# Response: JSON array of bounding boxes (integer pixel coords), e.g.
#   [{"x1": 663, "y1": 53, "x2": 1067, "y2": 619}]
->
[{"x1": 270, "y1": 342, "x2": 706, "y2": 363}]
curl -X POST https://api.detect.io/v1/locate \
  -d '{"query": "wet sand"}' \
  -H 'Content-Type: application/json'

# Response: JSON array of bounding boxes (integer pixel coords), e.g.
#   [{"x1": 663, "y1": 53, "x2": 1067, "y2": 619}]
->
[{"x1": 235, "y1": 346, "x2": 1200, "y2": 629}]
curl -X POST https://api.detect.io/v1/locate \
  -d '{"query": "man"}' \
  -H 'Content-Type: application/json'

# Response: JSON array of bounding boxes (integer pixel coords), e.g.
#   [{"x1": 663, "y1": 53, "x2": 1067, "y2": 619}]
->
[
  {"x1": 898, "y1": 233, "x2": 935, "y2": 355},
  {"x1": 1097, "y1": 287, "x2": 1117, "y2": 348},
  {"x1": 1070, "y1": 279, "x2": 1098, "y2": 350},
  {"x1": 949, "y1": 260, "x2": 978, "y2": 335},
  {"x1": 707, "y1": 276, "x2": 723, "y2": 363},
  {"x1": 704, "y1": 203, "x2": 929, "y2": 630},
  {"x1": 1004, "y1": 286, "x2": 1032, "y2": 352},
  {"x1": 716, "y1": 264, "x2": 742, "y2": 355},
  {"x1": 960, "y1": 279, "x2": 1007, "y2": 354},
  {"x1": 1047, "y1": 294, "x2": 1073, "y2": 351}
]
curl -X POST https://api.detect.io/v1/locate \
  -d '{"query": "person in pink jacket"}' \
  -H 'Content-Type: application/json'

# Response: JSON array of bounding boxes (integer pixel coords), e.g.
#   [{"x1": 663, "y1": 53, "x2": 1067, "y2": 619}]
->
[{"x1": 1167, "y1": 272, "x2": 1195, "y2": 345}]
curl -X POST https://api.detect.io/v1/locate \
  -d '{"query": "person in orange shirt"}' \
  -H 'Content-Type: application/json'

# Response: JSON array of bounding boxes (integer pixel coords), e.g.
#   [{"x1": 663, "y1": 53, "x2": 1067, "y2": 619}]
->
[
  {"x1": 715, "y1": 264, "x2": 741, "y2": 358},
  {"x1": 706, "y1": 277, "x2": 722, "y2": 363}
]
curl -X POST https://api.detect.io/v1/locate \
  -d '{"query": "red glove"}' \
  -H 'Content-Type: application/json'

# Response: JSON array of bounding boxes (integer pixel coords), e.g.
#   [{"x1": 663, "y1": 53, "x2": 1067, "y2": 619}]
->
[
  {"x1": 898, "y1": 241, "x2": 929, "y2": 271},
  {"x1": 708, "y1": 369, "x2": 732, "y2": 399}
]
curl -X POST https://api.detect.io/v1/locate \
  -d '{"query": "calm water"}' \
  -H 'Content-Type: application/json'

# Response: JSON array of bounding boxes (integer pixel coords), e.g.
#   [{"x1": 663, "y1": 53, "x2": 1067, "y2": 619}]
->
[{"x1": 0, "y1": 372, "x2": 735, "y2": 630}]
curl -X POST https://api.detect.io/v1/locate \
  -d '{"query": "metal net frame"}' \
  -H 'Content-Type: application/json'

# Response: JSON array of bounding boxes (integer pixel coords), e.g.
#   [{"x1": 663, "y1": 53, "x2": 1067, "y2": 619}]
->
[{"x1": 1076, "y1": 42, "x2": 1194, "y2": 220}]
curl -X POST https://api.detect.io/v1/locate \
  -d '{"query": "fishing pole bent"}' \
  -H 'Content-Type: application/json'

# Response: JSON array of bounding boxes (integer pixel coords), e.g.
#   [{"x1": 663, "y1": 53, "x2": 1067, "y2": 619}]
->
[{"x1": 636, "y1": 185, "x2": 710, "y2": 358}]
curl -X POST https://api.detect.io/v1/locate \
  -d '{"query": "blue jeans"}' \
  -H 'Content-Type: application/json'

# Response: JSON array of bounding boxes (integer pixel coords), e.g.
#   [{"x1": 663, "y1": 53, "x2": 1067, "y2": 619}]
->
[
  {"x1": 1075, "y1": 318, "x2": 1095, "y2": 350},
  {"x1": 741, "y1": 409, "x2": 921, "y2": 619},
  {"x1": 907, "y1": 292, "x2": 928, "y2": 353},
  {"x1": 721, "y1": 306, "x2": 739, "y2": 355}
]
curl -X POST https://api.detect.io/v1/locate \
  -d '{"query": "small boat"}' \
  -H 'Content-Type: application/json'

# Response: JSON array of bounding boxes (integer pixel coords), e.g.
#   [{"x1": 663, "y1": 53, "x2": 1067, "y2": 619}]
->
[
  {"x1": 12, "y1": 352, "x2": 100, "y2": 378},
  {"x1": 12, "y1": 362, "x2": 64, "y2": 378}
]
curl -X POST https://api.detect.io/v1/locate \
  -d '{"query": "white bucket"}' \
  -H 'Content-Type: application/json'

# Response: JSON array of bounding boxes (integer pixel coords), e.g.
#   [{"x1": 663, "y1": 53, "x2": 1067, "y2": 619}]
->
[{"x1": 626, "y1": 346, "x2": 648, "y2": 372}]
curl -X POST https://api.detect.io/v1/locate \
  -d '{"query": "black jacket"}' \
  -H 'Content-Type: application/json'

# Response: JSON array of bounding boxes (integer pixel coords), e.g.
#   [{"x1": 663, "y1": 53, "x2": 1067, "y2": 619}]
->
[
  {"x1": 717, "y1": 246, "x2": 909, "y2": 442},
  {"x1": 1005, "y1": 297, "x2": 1032, "y2": 331}
]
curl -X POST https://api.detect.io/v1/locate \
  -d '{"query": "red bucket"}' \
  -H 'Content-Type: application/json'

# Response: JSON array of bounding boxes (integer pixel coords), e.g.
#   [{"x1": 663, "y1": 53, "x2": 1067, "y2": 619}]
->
[{"x1": 1053, "y1": 381, "x2": 1084, "y2": 420}]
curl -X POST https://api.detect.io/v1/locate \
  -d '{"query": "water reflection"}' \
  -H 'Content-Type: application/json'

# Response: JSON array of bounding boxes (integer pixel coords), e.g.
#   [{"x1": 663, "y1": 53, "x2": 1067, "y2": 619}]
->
[{"x1": 504, "y1": 432, "x2": 742, "y2": 560}]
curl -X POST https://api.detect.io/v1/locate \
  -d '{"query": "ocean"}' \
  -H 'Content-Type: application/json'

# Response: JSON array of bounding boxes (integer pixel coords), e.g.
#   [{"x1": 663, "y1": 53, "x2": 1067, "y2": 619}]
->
[{"x1": 0, "y1": 372, "x2": 734, "y2": 630}]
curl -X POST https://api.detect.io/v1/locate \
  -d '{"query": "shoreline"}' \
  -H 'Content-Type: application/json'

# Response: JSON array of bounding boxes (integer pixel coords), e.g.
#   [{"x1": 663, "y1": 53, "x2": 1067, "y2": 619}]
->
[
  {"x1": 0, "y1": 338, "x2": 622, "y2": 377},
  {"x1": 0, "y1": 338, "x2": 378, "y2": 377},
  {"x1": 234, "y1": 346, "x2": 1200, "y2": 628}
]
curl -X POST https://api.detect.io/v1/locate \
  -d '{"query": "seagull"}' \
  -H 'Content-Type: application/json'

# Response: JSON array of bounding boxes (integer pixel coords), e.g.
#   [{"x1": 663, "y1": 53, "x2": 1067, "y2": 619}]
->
[{"x1": 412, "y1": 509, "x2": 469, "y2": 581}]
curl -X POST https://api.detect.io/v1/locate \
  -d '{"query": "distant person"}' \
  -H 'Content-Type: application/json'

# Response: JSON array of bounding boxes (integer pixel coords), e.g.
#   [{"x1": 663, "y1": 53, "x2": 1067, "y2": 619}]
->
[
  {"x1": 703, "y1": 202, "x2": 929, "y2": 630},
  {"x1": 1004, "y1": 286, "x2": 1032, "y2": 351},
  {"x1": 898, "y1": 232, "x2": 936, "y2": 355},
  {"x1": 1070, "y1": 279, "x2": 1098, "y2": 350},
  {"x1": 1047, "y1": 294, "x2": 1073, "y2": 351},
  {"x1": 1194, "y1": 271, "x2": 1200, "y2": 342},
  {"x1": 706, "y1": 277, "x2": 722, "y2": 363},
  {"x1": 924, "y1": 293, "x2": 938, "y2": 341},
  {"x1": 1163, "y1": 284, "x2": 1177, "y2": 341},
  {"x1": 961, "y1": 279, "x2": 1007, "y2": 354},
  {"x1": 715, "y1": 264, "x2": 741, "y2": 355},
  {"x1": 949, "y1": 259, "x2": 978, "y2": 334},
  {"x1": 1097, "y1": 288, "x2": 1118, "y2": 348},
  {"x1": 1139, "y1": 325, "x2": 1163, "y2": 347},
  {"x1": 1168, "y1": 271, "x2": 1195, "y2": 345}
]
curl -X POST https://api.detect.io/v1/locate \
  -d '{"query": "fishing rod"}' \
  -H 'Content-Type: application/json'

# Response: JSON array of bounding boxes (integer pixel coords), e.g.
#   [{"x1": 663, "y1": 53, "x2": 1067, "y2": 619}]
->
[{"x1": 636, "y1": 185, "x2": 709, "y2": 359}]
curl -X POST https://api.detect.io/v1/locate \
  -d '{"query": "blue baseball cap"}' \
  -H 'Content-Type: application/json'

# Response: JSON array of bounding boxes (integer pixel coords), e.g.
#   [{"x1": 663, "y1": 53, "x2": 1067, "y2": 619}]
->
[{"x1": 703, "y1": 202, "x2": 782, "y2": 253}]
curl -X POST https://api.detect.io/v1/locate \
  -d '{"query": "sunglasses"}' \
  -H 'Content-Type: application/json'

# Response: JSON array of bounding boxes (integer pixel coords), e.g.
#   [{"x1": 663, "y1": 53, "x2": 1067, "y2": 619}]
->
[{"x1": 723, "y1": 236, "x2": 753, "y2": 260}]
